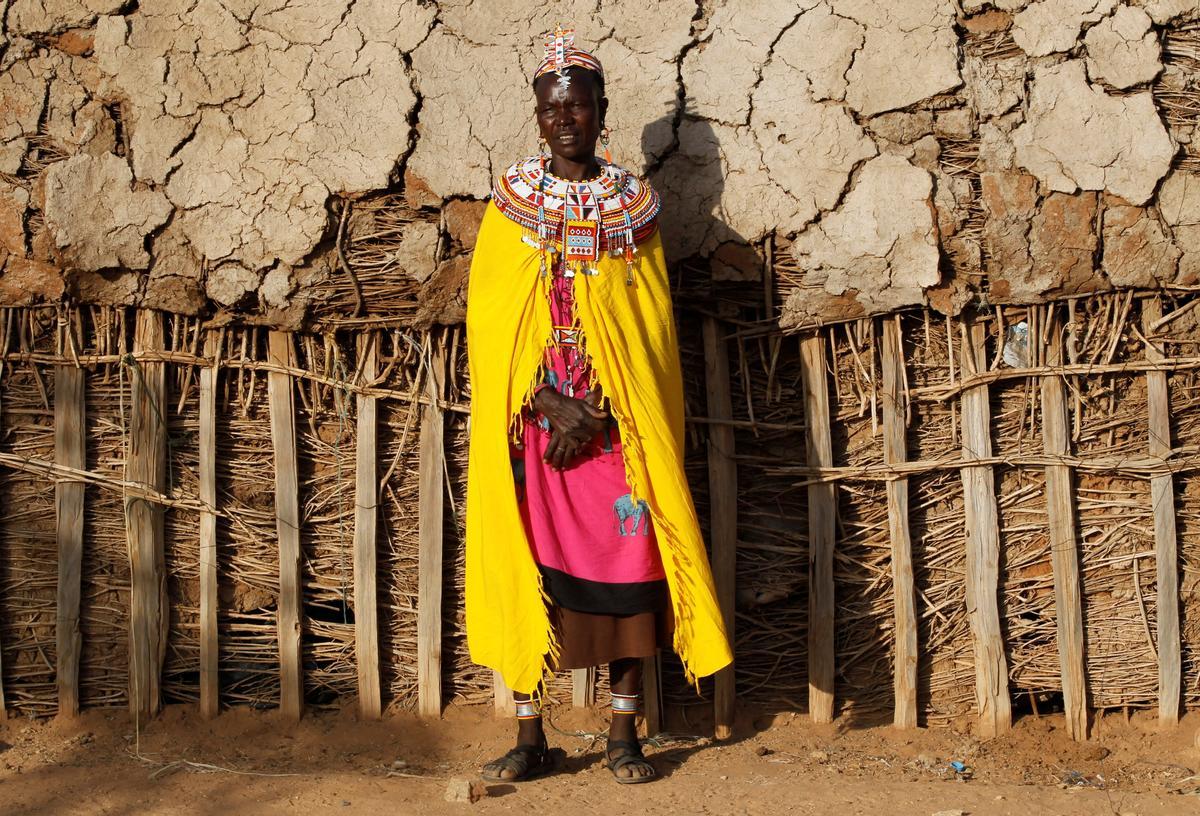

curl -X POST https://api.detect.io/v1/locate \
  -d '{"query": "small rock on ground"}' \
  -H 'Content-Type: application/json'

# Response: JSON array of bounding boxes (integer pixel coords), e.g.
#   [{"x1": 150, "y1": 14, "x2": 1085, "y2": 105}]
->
[{"x1": 443, "y1": 777, "x2": 487, "y2": 804}]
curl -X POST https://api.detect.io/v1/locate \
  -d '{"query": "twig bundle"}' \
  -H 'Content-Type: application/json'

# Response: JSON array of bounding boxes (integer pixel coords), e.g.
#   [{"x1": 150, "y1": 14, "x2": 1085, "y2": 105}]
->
[{"x1": 0, "y1": 288, "x2": 1198, "y2": 724}]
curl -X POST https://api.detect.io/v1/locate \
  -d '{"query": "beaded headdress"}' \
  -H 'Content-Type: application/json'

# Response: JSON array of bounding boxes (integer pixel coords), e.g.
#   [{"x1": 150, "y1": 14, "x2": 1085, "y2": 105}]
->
[
  {"x1": 493, "y1": 25, "x2": 657, "y2": 284},
  {"x1": 533, "y1": 25, "x2": 604, "y2": 90}
]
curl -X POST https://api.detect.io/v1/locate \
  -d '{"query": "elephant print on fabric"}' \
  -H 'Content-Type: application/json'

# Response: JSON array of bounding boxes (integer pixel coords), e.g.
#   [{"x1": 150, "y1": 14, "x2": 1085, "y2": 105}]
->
[{"x1": 613, "y1": 493, "x2": 650, "y2": 537}]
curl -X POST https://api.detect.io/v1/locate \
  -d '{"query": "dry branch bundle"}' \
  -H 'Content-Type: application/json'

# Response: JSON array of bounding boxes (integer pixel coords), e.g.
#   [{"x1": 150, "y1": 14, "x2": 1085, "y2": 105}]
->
[{"x1": 1, "y1": 290, "x2": 1199, "y2": 725}]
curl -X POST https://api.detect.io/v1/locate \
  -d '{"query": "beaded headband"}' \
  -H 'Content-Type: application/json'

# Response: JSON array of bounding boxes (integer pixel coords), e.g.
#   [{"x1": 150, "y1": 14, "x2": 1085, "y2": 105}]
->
[{"x1": 533, "y1": 25, "x2": 604, "y2": 89}]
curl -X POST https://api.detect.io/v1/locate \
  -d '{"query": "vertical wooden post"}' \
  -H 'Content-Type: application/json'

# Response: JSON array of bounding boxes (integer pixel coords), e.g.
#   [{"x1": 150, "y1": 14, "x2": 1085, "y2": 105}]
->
[
  {"x1": 702, "y1": 316, "x2": 737, "y2": 739},
  {"x1": 1041, "y1": 311, "x2": 1088, "y2": 741},
  {"x1": 571, "y1": 667, "x2": 595, "y2": 708},
  {"x1": 417, "y1": 335, "x2": 446, "y2": 719},
  {"x1": 198, "y1": 332, "x2": 219, "y2": 718},
  {"x1": 353, "y1": 332, "x2": 383, "y2": 719},
  {"x1": 55, "y1": 335, "x2": 85, "y2": 718},
  {"x1": 493, "y1": 671, "x2": 516, "y2": 717},
  {"x1": 643, "y1": 651, "x2": 663, "y2": 737},
  {"x1": 1144, "y1": 298, "x2": 1180, "y2": 728},
  {"x1": 958, "y1": 317, "x2": 1011, "y2": 739},
  {"x1": 267, "y1": 330, "x2": 303, "y2": 721},
  {"x1": 127, "y1": 309, "x2": 168, "y2": 719},
  {"x1": 800, "y1": 332, "x2": 836, "y2": 724},
  {"x1": 0, "y1": 321, "x2": 5, "y2": 720},
  {"x1": 881, "y1": 318, "x2": 917, "y2": 729}
]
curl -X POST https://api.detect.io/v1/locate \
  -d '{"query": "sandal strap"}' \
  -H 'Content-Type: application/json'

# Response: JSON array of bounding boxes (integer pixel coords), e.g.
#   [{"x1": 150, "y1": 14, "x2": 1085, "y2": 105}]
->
[
  {"x1": 606, "y1": 739, "x2": 655, "y2": 778},
  {"x1": 606, "y1": 739, "x2": 647, "y2": 764},
  {"x1": 490, "y1": 742, "x2": 547, "y2": 776},
  {"x1": 607, "y1": 738, "x2": 643, "y2": 752}
]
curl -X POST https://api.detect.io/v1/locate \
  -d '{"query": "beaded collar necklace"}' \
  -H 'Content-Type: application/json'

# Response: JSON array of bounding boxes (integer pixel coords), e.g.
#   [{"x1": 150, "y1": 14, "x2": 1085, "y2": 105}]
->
[
  {"x1": 492, "y1": 154, "x2": 662, "y2": 284},
  {"x1": 536, "y1": 153, "x2": 636, "y2": 284}
]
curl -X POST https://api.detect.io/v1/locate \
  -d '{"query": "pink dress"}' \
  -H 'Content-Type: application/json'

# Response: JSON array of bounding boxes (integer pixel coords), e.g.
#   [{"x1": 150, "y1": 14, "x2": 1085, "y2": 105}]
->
[{"x1": 512, "y1": 262, "x2": 670, "y2": 667}]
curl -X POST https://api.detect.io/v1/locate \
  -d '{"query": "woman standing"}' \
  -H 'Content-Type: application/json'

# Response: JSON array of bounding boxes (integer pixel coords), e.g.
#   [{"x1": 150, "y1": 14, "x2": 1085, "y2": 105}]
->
[{"x1": 465, "y1": 27, "x2": 731, "y2": 785}]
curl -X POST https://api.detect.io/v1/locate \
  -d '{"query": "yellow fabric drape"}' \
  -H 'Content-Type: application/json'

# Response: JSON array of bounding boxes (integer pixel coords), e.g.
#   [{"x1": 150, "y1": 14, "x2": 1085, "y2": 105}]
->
[{"x1": 465, "y1": 201, "x2": 732, "y2": 694}]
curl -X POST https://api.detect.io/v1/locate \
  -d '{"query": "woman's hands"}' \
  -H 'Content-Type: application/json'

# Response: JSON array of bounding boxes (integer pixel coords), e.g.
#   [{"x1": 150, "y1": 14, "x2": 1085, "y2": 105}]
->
[{"x1": 533, "y1": 386, "x2": 608, "y2": 470}]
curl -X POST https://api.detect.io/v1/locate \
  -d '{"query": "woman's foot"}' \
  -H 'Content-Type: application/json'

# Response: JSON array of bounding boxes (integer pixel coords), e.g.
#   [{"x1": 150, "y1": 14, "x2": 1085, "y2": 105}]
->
[
  {"x1": 605, "y1": 738, "x2": 656, "y2": 784},
  {"x1": 481, "y1": 739, "x2": 555, "y2": 782},
  {"x1": 605, "y1": 659, "x2": 655, "y2": 783}
]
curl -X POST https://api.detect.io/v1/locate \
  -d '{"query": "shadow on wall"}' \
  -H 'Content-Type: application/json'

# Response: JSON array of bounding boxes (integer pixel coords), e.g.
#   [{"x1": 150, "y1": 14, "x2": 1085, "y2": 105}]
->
[
  {"x1": 642, "y1": 111, "x2": 731, "y2": 269},
  {"x1": 639, "y1": 111, "x2": 896, "y2": 729},
  {"x1": 638, "y1": 111, "x2": 827, "y2": 724}
]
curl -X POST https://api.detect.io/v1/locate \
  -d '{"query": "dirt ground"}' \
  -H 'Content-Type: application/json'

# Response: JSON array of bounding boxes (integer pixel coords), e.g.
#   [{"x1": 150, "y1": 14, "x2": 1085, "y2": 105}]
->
[{"x1": 1, "y1": 703, "x2": 1199, "y2": 816}]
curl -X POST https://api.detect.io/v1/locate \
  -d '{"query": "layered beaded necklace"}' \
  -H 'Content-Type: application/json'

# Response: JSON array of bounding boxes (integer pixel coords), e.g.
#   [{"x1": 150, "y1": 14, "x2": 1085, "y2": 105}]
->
[
  {"x1": 535, "y1": 152, "x2": 637, "y2": 284},
  {"x1": 492, "y1": 153, "x2": 661, "y2": 285}
]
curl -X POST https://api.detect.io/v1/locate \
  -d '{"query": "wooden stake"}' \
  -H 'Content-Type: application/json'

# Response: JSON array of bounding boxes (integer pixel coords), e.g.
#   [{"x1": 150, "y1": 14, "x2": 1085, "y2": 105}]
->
[
  {"x1": 643, "y1": 651, "x2": 663, "y2": 737},
  {"x1": 127, "y1": 309, "x2": 168, "y2": 719},
  {"x1": 417, "y1": 335, "x2": 446, "y2": 719},
  {"x1": 703, "y1": 316, "x2": 737, "y2": 740},
  {"x1": 881, "y1": 318, "x2": 917, "y2": 729},
  {"x1": 198, "y1": 332, "x2": 219, "y2": 718},
  {"x1": 354, "y1": 332, "x2": 382, "y2": 719},
  {"x1": 268, "y1": 330, "x2": 303, "y2": 721},
  {"x1": 801, "y1": 332, "x2": 836, "y2": 724},
  {"x1": 55, "y1": 351, "x2": 85, "y2": 718},
  {"x1": 571, "y1": 668, "x2": 596, "y2": 708},
  {"x1": 0, "y1": 324, "x2": 6, "y2": 720},
  {"x1": 958, "y1": 318, "x2": 1012, "y2": 739},
  {"x1": 1042, "y1": 314, "x2": 1088, "y2": 741},
  {"x1": 493, "y1": 671, "x2": 516, "y2": 718},
  {"x1": 1144, "y1": 298, "x2": 1180, "y2": 728}
]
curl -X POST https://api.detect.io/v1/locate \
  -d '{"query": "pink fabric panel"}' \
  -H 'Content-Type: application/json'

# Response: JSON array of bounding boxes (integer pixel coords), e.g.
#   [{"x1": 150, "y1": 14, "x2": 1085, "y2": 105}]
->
[
  {"x1": 513, "y1": 263, "x2": 666, "y2": 587},
  {"x1": 517, "y1": 421, "x2": 665, "y2": 585}
]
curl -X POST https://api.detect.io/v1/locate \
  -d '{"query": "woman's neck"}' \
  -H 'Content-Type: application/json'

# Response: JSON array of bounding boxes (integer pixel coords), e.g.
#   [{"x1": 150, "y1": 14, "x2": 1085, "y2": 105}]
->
[{"x1": 548, "y1": 154, "x2": 600, "y2": 182}]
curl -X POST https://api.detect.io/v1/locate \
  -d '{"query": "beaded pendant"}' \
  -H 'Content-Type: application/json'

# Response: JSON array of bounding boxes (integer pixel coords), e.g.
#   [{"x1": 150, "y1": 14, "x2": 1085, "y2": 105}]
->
[{"x1": 494, "y1": 155, "x2": 661, "y2": 284}]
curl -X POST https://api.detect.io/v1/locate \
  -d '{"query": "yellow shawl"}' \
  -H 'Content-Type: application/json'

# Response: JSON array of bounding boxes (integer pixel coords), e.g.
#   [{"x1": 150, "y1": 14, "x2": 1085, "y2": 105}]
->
[{"x1": 465, "y1": 201, "x2": 732, "y2": 694}]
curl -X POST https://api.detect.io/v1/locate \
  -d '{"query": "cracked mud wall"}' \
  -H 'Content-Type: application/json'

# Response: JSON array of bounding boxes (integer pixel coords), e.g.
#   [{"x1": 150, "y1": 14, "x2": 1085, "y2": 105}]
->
[{"x1": 1, "y1": 1, "x2": 1200, "y2": 329}]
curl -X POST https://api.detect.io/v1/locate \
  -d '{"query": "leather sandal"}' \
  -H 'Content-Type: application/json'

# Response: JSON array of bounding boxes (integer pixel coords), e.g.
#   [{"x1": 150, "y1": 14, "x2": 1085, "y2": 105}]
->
[
  {"x1": 481, "y1": 741, "x2": 556, "y2": 783},
  {"x1": 605, "y1": 739, "x2": 657, "y2": 784}
]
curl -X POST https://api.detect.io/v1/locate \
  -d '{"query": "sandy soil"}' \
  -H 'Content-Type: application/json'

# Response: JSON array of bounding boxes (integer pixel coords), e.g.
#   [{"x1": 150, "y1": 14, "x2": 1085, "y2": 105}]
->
[{"x1": 1, "y1": 703, "x2": 1199, "y2": 816}]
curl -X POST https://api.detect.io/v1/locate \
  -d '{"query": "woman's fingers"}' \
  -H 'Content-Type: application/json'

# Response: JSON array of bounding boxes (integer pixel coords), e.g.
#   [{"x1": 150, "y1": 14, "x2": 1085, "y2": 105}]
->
[
  {"x1": 545, "y1": 432, "x2": 577, "y2": 470},
  {"x1": 538, "y1": 393, "x2": 612, "y2": 469},
  {"x1": 552, "y1": 438, "x2": 575, "y2": 470},
  {"x1": 582, "y1": 389, "x2": 607, "y2": 418},
  {"x1": 542, "y1": 433, "x2": 561, "y2": 467}
]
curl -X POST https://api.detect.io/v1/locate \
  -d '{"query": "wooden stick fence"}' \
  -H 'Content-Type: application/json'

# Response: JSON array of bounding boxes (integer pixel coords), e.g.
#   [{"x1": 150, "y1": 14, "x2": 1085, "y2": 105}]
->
[{"x1": 0, "y1": 294, "x2": 1198, "y2": 740}]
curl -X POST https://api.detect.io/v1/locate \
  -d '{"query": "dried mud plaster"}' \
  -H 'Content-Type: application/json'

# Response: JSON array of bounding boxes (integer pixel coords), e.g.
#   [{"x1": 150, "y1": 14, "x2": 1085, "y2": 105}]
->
[{"x1": 0, "y1": 0, "x2": 1197, "y2": 328}]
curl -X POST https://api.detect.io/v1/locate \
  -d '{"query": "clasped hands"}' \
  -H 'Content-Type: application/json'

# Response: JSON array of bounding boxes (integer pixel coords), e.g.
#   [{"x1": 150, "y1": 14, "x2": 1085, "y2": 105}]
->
[{"x1": 532, "y1": 385, "x2": 609, "y2": 470}]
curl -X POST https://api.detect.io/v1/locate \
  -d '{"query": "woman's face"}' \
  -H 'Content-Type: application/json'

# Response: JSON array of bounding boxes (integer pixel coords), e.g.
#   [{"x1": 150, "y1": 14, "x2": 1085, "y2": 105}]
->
[{"x1": 534, "y1": 69, "x2": 607, "y2": 165}]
